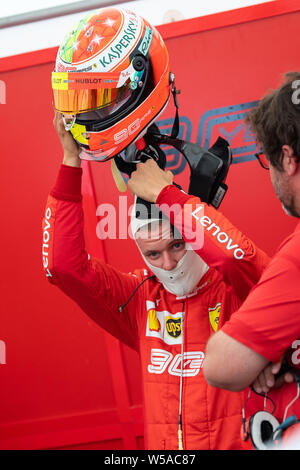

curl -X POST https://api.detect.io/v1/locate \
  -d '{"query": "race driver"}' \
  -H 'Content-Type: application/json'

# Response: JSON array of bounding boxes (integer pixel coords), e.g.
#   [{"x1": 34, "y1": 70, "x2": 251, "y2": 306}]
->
[
  {"x1": 128, "y1": 72, "x2": 300, "y2": 449},
  {"x1": 43, "y1": 7, "x2": 269, "y2": 449}
]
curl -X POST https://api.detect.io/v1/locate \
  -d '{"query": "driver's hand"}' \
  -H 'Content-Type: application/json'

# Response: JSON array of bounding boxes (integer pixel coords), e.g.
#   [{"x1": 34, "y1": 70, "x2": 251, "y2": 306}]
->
[
  {"x1": 128, "y1": 159, "x2": 173, "y2": 202},
  {"x1": 53, "y1": 111, "x2": 81, "y2": 167}
]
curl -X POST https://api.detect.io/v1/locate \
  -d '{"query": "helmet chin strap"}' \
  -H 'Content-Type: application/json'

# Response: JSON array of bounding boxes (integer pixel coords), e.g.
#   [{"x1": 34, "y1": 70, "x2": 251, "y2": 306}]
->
[
  {"x1": 62, "y1": 114, "x2": 76, "y2": 131},
  {"x1": 169, "y1": 72, "x2": 180, "y2": 139}
]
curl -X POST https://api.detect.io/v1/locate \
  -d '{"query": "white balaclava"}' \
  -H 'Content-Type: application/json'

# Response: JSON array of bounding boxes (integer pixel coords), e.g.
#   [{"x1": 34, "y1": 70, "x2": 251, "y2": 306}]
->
[{"x1": 130, "y1": 197, "x2": 208, "y2": 297}]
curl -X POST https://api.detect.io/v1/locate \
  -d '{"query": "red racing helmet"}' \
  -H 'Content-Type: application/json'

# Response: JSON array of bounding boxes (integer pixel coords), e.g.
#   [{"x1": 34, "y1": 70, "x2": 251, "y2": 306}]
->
[{"x1": 52, "y1": 7, "x2": 171, "y2": 161}]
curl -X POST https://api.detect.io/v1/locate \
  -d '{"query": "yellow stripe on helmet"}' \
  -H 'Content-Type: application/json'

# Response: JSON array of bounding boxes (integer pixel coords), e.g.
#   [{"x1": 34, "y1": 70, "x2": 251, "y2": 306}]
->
[
  {"x1": 70, "y1": 123, "x2": 89, "y2": 145},
  {"x1": 51, "y1": 72, "x2": 69, "y2": 90}
]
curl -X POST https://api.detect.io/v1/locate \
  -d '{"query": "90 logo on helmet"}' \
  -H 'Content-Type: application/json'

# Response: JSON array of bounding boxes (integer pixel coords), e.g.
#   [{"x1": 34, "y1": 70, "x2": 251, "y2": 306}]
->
[{"x1": 114, "y1": 109, "x2": 151, "y2": 145}]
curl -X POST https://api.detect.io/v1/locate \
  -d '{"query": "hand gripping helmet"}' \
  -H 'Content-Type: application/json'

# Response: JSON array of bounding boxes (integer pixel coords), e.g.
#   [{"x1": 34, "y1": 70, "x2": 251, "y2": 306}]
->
[{"x1": 52, "y1": 7, "x2": 171, "y2": 161}]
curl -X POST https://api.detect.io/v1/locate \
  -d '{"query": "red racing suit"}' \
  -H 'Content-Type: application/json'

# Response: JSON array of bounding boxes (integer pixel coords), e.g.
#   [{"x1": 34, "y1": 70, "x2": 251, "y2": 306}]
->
[{"x1": 42, "y1": 165, "x2": 269, "y2": 450}]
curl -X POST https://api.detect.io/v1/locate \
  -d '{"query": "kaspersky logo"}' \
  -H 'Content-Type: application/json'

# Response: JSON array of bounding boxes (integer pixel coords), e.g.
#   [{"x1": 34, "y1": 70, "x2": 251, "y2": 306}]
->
[
  {"x1": 98, "y1": 16, "x2": 142, "y2": 70},
  {"x1": 99, "y1": 21, "x2": 138, "y2": 68}
]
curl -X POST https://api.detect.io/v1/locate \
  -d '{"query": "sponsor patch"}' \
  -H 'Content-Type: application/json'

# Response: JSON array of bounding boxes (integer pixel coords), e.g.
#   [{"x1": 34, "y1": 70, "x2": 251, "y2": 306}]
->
[
  {"x1": 166, "y1": 317, "x2": 182, "y2": 339},
  {"x1": 148, "y1": 348, "x2": 204, "y2": 377},
  {"x1": 148, "y1": 308, "x2": 161, "y2": 332},
  {"x1": 138, "y1": 25, "x2": 153, "y2": 56},
  {"x1": 208, "y1": 302, "x2": 221, "y2": 332},
  {"x1": 145, "y1": 301, "x2": 183, "y2": 345}
]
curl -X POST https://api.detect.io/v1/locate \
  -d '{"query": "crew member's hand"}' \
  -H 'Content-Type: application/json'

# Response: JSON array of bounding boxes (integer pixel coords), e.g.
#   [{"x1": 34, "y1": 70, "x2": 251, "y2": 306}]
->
[
  {"x1": 128, "y1": 159, "x2": 173, "y2": 202},
  {"x1": 53, "y1": 111, "x2": 81, "y2": 167},
  {"x1": 251, "y1": 360, "x2": 294, "y2": 394}
]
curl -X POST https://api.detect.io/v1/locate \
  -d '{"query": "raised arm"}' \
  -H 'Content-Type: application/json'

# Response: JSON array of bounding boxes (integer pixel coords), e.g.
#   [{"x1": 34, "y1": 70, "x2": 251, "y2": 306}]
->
[
  {"x1": 128, "y1": 159, "x2": 270, "y2": 301},
  {"x1": 42, "y1": 114, "x2": 143, "y2": 349}
]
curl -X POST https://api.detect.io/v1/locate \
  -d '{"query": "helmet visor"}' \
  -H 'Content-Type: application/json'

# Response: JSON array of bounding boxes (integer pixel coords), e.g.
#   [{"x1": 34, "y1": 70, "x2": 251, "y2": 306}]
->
[{"x1": 52, "y1": 71, "x2": 133, "y2": 115}]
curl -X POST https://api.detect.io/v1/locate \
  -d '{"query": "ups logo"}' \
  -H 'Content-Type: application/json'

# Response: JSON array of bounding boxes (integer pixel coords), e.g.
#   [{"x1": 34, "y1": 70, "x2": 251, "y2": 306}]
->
[{"x1": 166, "y1": 317, "x2": 182, "y2": 338}]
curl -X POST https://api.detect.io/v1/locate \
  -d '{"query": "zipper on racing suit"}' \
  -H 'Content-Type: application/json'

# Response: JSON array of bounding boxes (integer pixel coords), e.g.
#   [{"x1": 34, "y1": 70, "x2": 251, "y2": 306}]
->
[{"x1": 178, "y1": 299, "x2": 185, "y2": 450}]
